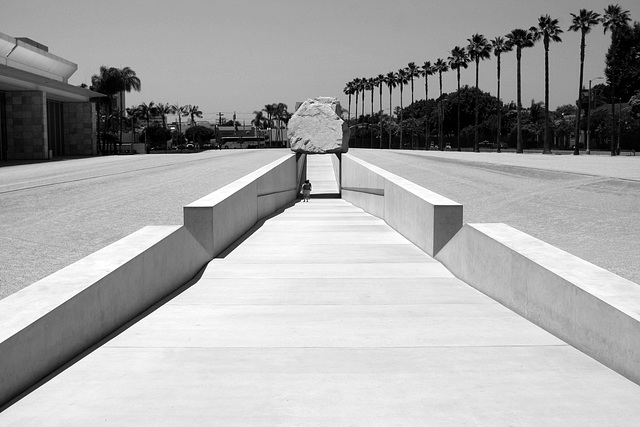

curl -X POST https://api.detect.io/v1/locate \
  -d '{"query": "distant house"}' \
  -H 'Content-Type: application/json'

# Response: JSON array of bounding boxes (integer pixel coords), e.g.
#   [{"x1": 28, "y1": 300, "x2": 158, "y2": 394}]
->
[{"x1": 0, "y1": 32, "x2": 104, "y2": 160}]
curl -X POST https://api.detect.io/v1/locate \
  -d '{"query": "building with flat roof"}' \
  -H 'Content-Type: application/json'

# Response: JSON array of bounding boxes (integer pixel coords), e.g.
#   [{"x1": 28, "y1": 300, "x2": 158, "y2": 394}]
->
[{"x1": 0, "y1": 32, "x2": 105, "y2": 161}]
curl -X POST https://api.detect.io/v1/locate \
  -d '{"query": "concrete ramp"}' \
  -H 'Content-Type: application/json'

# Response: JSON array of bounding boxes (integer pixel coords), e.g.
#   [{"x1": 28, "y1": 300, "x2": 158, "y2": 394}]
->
[
  {"x1": 305, "y1": 154, "x2": 339, "y2": 197},
  {"x1": 3, "y1": 199, "x2": 640, "y2": 424}
]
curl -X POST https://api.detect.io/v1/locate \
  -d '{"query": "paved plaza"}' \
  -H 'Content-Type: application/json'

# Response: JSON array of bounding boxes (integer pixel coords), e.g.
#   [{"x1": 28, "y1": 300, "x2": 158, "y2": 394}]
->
[
  {"x1": 353, "y1": 149, "x2": 640, "y2": 285},
  {"x1": 2, "y1": 149, "x2": 638, "y2": 299},
  {"x1": 0, "y1": 150, "x2": 287, "y2": 299},
  {"x1": 2, "y1": 155, "x2": 640, "y2": 424}
]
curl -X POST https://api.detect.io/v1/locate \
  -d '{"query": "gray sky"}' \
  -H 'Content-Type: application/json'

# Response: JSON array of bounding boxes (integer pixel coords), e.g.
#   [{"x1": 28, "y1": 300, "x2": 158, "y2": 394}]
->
[{"x1": 2, "y1": 0, "x2": 638, "y2": 123}]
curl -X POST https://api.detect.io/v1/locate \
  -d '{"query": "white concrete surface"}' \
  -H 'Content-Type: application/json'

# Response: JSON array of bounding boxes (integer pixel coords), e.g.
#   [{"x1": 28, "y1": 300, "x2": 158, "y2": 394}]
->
[
  {"x1": 436, "y1": 222, "x2": 640, "y2": 385},
  {"x1": 305, "y1": 154, "x2": 340, "y2": 196},
  {"x1": 3, "y1": 199, "x2": 640, "y2": 424},
  {"x1": 0, "y1": 225, "x2": 210, "y2": 406},
  {"x1": 342, "y1": 154, "x2": 462, "y2": 256}
]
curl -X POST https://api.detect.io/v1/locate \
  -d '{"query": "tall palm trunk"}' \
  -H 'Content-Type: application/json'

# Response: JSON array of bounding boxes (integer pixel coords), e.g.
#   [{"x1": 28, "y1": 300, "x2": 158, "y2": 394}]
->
[
  {"x1": 370, "y1": 89, "x2": 374, "y2": 148},
  {"x1": 424, "y1": 77, "x2": 429, "y2": 150},
  {"x1": 388, "y1": 86, "x2": 393, "y2": 149},
  {"x1": 438, "y1": 73, "x2": 443, "y2": 151},
  {"x1": 574, "y1": 32, "x2": 586, "y2": 155},
  {"x1": 361, "y1": 90, "x2": 365, "y2": 148},
  {"x1": 410, "y1": 79, "x2": 415, "y2": 149},
  {"x1": 516, "y1": 47, "x2": 523, "y2": 153},
  {"x1": 378, "y1": 85, "x2": 383, "y2": 149},
  {"x1": 474, "y1": 59, "x2": 480, "y2": 152},
  {"x1": 543, "y1": 40, "x2": 551, "y2": 154},
  {"x1": 496, "y1": 55, "x2": 503, "y2": 153},
  {"x1": 347, "y1": 94, "x2": 351, "y2": 131},
  {"x1": 456, "y1": 68, "x2": 462, "y2": 151},
  {"x1": 354, "y1": 90, "x2": 359, "y2": 147},
  {"x1": 399, "y1": 84, "x2": 404, "y2": 150}
]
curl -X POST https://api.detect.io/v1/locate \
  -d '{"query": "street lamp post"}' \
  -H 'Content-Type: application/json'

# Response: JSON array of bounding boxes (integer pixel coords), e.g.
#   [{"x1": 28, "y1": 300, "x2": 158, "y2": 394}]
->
[{"x1": 586, "y1": 77, "x2": 603, "y2": 155}]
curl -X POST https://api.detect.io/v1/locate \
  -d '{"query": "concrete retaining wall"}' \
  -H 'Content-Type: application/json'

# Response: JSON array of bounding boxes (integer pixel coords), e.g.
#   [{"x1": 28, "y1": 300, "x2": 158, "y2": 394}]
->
[
  {"x1": 435, "y1": 223, "x2": 640, "y2": 385},
  {"x1": 330, "y1": 152, "x2": 341, "y2": 193},
  {"x1": 0, "y1": 225, "x2": 210, "y2": 406},
  {"x1": 341, "y1": 154, "x2": 462, "y2": 256},
  {"x1": 184, "y1": 154, "x2": 298, "y2": 258},
  {"x1": 0, "y1": 153, "x2": 299, "y2": 407}
]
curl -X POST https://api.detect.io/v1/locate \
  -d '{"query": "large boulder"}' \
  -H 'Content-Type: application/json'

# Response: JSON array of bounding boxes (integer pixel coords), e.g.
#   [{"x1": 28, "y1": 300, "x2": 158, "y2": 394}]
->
[{"x1": 288, "y1": 97, "x2": 349, "y2": 154}]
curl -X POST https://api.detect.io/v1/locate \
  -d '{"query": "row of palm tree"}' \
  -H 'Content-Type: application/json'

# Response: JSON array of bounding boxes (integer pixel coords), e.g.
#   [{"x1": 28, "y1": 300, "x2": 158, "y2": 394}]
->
[
  {"x1": 89, "y1": 66, "x2": 141, "y2": 154},
  {"x1": 343, "y1": 4, "x2": 632, "y2": 155},
  {"x1": 252, "y1": 103, "x2": 290, "y2": 146},
  {"x1": 125, "y1": 102, "x2": 203, "y2": 150}
]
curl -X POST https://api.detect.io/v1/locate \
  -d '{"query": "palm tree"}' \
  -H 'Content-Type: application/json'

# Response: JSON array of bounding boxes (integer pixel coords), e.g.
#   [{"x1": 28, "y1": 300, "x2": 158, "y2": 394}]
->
[
  {"x1": 90, "y1": 66, "x2": 141, "y2": 154},
  {"x1": 491, "y1": 37, "x2": 512, "y2": 153},
  {"x1": 433, "y1": 58, "x2": 449, "y2": 150},
  {"x1": 170, "y1": 104, "x2": 188, "y2": 135},
  {"x1": 532, "y1": 15, "x2": 563, "y2": 155},
  {"x1": 343, "y1": 81, "x2": 355, "y2": 130},
  {"x1": 448, "y1": 46, "x2": 470, "y2": 151},
  {"x1": 185, "y1": 104, "x2": 203, "y2": 145},
  {"x1": 275, "y1": 103, "x2": 289, "y2": 147},
  {"x1": 89, "y1": 69, "x2": 112, "y2": 154},
  {"x1": 117, "y1": 67, "x2": 142, "y2": 149},
  {"x1": 396, "y1": 68, "x2": 410, "y2": 149},
  {"x1": 137, "y1": 101, "x2": 156, "y2": 153},
  {"x1": 506, "y1": 29, "x2": 535, "y2": 153},
  {"x1": 352, "y1": 78, "x2": 361, "y2": 145},
  {"x1": 125, "y1": 106, "x2": 141, "y2": 150},
  {"x1": 385, "y1": 71, "x2": 397, "y2": 149},
  {"x1": 569, "y1": 9, "x2": 601, "y2": 155},
  {"x1": 421, "y1": 61, "x2": 435, "y2": 149},
  {"x1": 152, "y1": 103, "x2": 172, "y2": 150},
  {"x1": 90, "y1": 66, "x2": 119, "y2": 154},
  {"x1": 360, "y1": 77, "x2": 366, "y2": 146},
  {"x1": 376, "y1": 74, "x2": 385, "y2": 148},
  {"x1": 154, "y1": 103, "x2": 171, "y2": 129},
  {"x1": 467, "y1": 34, "x2": 493, "y2": 152},
  {"x1": 603, "y1": 4, "x2": 631, "y2": 156},
  {"x1": 263, "y1": 104, "x2": 276, "y2": 147},
  {"x1": 252, "y1": 110, "x2": 266, "y2": 130},
  {"x1": 406, "y1": 62, "x2": 421, "y2": 149},
  {"x1": 365, "y1": 77, "x2": 375, "y2": 148}
]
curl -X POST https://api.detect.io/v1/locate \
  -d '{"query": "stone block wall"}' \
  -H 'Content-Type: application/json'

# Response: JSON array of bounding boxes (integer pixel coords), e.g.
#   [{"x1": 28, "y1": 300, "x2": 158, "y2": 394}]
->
[
  {"x1": 63, "y1": 102, "x2": 96, "y2": 156},
  {"x1": 5, "y1": 91, "x2": 48, "y2": 160}
]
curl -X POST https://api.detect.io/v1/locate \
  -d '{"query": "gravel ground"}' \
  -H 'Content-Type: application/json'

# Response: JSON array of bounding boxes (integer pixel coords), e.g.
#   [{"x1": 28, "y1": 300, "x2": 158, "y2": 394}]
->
[
  {"x1": 0, "y1": 150, "x2": 289, "y2": 299},
  {"x1": 350, "y1": 149, "x2": 640, "y2": 286}
]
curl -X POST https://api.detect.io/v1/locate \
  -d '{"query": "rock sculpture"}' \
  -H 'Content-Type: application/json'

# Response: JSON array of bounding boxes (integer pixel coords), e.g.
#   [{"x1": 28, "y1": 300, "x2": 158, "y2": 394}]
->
[{"x1": 288, "y1": 97, "x2": 349, "y2": 154}]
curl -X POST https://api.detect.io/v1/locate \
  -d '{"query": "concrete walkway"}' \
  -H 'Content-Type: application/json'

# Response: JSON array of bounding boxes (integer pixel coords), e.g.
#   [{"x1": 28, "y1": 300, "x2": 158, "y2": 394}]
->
[{"x1": 3, "y1": 156, "x2": 640, "y2": 424}]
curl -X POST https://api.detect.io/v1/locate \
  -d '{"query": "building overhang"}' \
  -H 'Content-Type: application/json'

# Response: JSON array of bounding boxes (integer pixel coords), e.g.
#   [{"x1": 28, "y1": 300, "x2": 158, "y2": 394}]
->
[{"x1": 0, "y1": 63, "x2": 105, "y2": 103}]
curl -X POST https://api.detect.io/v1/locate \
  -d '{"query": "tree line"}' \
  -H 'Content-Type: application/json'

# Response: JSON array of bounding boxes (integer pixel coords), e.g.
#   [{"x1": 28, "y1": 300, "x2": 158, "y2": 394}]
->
[
  {"x1": 252, "y1": 103, "x2": 291, "y2": 147},
  {"x1": 343, "y1": 4, "x2": 640, "y2": 155},
  {"x1": 89, "y1": 65, "x2": 212, "y2": 153}
]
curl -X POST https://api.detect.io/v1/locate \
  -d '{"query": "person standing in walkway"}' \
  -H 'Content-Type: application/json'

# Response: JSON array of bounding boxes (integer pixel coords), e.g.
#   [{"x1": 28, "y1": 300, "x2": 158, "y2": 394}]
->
[{"x1": 302, "y1": 179, "x2": 312, "y2": 202}]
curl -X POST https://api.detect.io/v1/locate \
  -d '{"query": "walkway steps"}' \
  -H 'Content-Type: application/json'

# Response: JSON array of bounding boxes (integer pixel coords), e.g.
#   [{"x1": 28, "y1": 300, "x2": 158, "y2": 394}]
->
[
  {"x1": 305, "y1": 153, "x2": 340, "y2": 196},
  {"x1": 3, "y1": 198, "x2": 640, "y2": 424}
]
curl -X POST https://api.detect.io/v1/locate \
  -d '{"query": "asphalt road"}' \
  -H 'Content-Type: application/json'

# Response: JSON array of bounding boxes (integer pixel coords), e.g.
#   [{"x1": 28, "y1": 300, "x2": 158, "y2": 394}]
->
[
  {"x1": 0, "y1": 150, "x2": 289, "y2": 299},
  {"x1": 351, "y1": 149, "x2": 640, "y2": 286}
]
